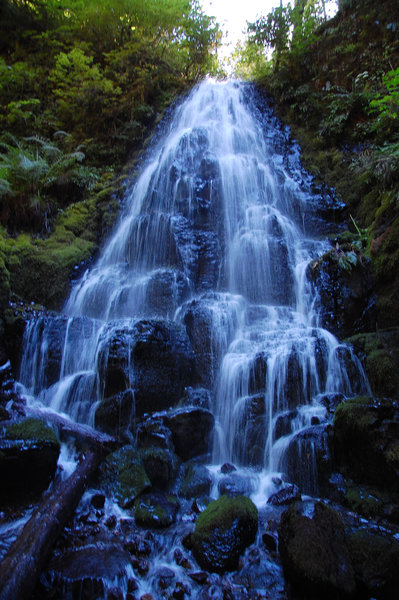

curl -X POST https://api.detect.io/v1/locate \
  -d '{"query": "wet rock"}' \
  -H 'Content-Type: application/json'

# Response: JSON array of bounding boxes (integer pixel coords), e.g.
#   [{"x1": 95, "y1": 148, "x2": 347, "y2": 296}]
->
[
  {"x1": 154, "y1": 566, "x2": 175, "y2": 590},
  {"x1": 139, "y1": 446, "x2": 180, "y2": 490},
  {"x1": 262, "y1": 531, "x2": 277, "y2": 553},
  {"x1": 191, "y1": 495, "x2": 258, "y2": 573},
  {"x1": 94, "y1": 389, "x2": 134, "y2": 437},
  {"x1": 0, "y1": 417, "x2": 60, "y2": 504},
  {"x1": 319, "y1": 393, "x2": 344, "y2": 415},
  {"x1": 181, "y1": 387, "x2": 212, "y2": 410},
  {"x1": 347, "y1": 528, "x2": 399, "y2": 599},
  {"x1": 218, "y1": 472, "x2": 257, "y2": 497},
  {"x1": 233, "y1": 394, "x2": 266, "y2": 466},
  {"x1": 90, "y1": 493, "x2": 105, "y2": 510},
  {"x1": 267, "y1": 484, "x2": 301, "y2": 506},
  {"x1": 145, "y1": 269, "x2": 190, "y2": 318},
  {"x1": 134, "y1": 492, "x2": 180, "y2": 529},
  {"x1": 41, "y1": 542, "x2": 132, "y2": 600},
  {"x1": 99, "y1": 445, "x2": 151, "y2": 508},
  {"x1": 333, "y1": 396, "x2": 399, "y2": 492},
  {"x1": 273, "y1": 409, "x2": 298, "y2": 441},
  {"x1": 97, "y1": 320, "x2": 196, "y2": 415},
  {"x1": 232, "y1": 546, "x2": 285, "y2": 596},
  {"x1": 278, "y1": 501, "x2": 356, "y2": 599},
  {"x1": 178, "y1": 461, "x2": 212, "y2": 499},
  {"x1": 136, "y1": 417, "x2": 175, "y2": 451},
  {"x1": 221, "y1": 462, "x2": 236, "y2": 474},
  {"x1": 283, "y1": 424, "x2": 333, "y2": 497},
  {"x1": 124, "y1": 534, "x2": 152, "y2": 557},
  {"x1": 307, "y1": 249, "x2": 376, "y2": 338},
  {"x1": 347, "y1": 328, "x2": 399, "y2": 399},
  {"x1": 165, "y1": 407, "x2": 214, "y2": 461}
]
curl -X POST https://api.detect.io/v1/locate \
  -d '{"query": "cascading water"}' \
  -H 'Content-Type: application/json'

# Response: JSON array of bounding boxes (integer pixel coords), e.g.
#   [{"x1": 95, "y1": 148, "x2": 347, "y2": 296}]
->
[{"x1": 18, "y1": 79, "x2": 369, "y2": 499}]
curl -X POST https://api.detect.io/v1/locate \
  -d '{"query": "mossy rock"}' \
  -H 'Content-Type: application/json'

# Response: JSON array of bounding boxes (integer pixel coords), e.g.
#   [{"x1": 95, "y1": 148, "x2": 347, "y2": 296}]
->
[
  {"x1": 0, "y1": 418, "x2": 60, "y2": 505},
  {"x1": 191, "y1": 495, "x2": 258, "y2": 573},
  {"x1": 333, "y1": 396, "x2": 399, "y2": 491},
  {"x1": 278, "y1": 501, "x2": 356, "y2": 599},
  {"x1": 139, "y1": 446, "x2": 180, "y2": 491},
  {"x1": 347, "y1": 329, "x2": 399, "y2": 398},
  {"x1": 134, "y1": 492, "x2": 180, "y2": 529},
  {"x1": 347, "y1": 529, "x2": 399, "y2": 598},
  {"x1": 98, "y1": 445, "x2": 151, "y2": 508}
]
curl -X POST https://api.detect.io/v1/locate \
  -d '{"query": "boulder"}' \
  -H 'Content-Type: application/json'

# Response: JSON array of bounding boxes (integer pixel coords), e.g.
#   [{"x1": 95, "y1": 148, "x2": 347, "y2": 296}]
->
[
  {"x1": 97, "y1": 320, "x2": 197, "y2": 415},
  {"x1": 347, "y1": 528, "x2": 399, "y2": 599},
  {"x1": 94, "y1": 389, "x2": 134, "y2": 438},
  {"x1": 136, "y1": 417, "x2": 175, "y2": 451},
  {"x1": 278, "y1": 501, "x2": 356, "y2": 599},
  {"x1": 40, "y1": 542, "x2": 132, "y2": 599},
  {"x1": 267, "y1": 484, "x2": 302, "y2": 506},
  {"x1": 164, "y1": 407, "x2": 214, "y2": 461},
  {"x1": 0, "y1": 417, "x2": 60, "y2": 504},
  {"x1": 134, "y1": 492, "x2": 180, "y2": 529},
  {"x1": 139, "y1": 446, "x2": 180, "y2": 491},
  {"x1": 98, "y1": 445, "x2": 151, "y2": 508},
  {"x1": 191, "y1": 495, "x2": 258, "y2": 573},
  {"x1": 178, "y1": 461, "x2": 212, "y2": 499},
  {"x1": 306, "y1": 249, "x2": 375, "y2": 338},
  {"x1": 333, "y1": 396, "x2": 399, "y2": 492}
]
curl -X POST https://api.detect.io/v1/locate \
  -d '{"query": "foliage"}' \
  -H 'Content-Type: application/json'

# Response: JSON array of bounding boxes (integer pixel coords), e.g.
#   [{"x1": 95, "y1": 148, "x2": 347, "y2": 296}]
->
[
  {"x1": 0, "y1": 133, "x2": 97, "y2": 233},
  {"x1": 368, "y1": 68, "x2": 399, "y2": 124}
]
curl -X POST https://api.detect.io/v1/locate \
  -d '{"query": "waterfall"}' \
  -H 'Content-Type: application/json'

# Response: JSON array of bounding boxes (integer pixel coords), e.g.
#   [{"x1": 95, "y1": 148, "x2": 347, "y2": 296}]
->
[{"x1": 18, "y1": 79, "x2": 369, "y2": 495}]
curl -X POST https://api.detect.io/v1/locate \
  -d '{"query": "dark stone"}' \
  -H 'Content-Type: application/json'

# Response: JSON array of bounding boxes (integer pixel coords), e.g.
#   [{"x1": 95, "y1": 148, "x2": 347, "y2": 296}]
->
[
  {"x1": 124, "y1": 534, "x2": 152, "y2": 557},
  {"x1": 98, "y1": 445, "x2": 151, "y2": 508},
  {"x1": 145, "y1": 269, "x2": 190, "y2": 318},
  {"x1": 220, "y1": 463, "x2": 236, "y2": 474},
  {"x1": 267, "y1": 484, "x2": 301, "y2": 506},
  {"x1": 347, "y1": 528, "x2": 399, "y2": 598},
  {"x1": 154, "y1": 566, "x2": 175, "y2": 590},
  {"x1": 307, "y1": 250, "x2": 376, "y2": 338},
  {"x1": 41, "y1": 543, "x2": 132, "y2": 600},
  {"x1": 90, "y1": 493, "x2": 105, "y2": 509},
  {"x1": 136, "y1": 417, "x2": 175, "y2": 451},
  {"x1": 181, "y1": 387, "x2": 212, "y2": 410},
  {"x1": 191, "y1": 495, "x2": 258, "y2": 573},
  {"x1": 0, "y1": 417, "x2": 60, "y2": 504},
  {"x1": 139, "y1": 446, "x2": 180, "y2": 491},
  {"x1": 333, "y1": 396, "x2": 399, "y2": 492},
  {"x1": 218, "y1": 473, "x2": 257, "y2": 497},
  {"x1": 165, "y1": 407, "x2": 214, "y2": 461},
  {"x1": 97, "y1": 320, "x2": 197, "y2": 416},
  {"x1": 94, "y1": 389, "x2": 134, "y2": 437},
  {"x1": 178, "y1": 462, "x2": 212, "y2": 499},
  {"x1": 278, "y1": 501, "x2": 356, "y2": 599},
  {"x1": 319, "y1": 393, "x2": 344, "y2": 414},
  {"x1": 233, "y1": 394, "x2": 266, "y2": 466},
  {"x1": 134, "y1": 492, "x2": 180, "y2": 529},
  {"x1": 283, "y1": 424, "x2": 333, "y2": 497},
  {"x1": 262, "y1": 532, "x2": 277, "y2": 553},
  {"x1": 273, "y1": 410, "x2": 299, "y2": 441}
]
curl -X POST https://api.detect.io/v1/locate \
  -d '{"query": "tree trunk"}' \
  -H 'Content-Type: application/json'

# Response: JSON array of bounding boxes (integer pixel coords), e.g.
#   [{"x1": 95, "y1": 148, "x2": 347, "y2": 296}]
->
[
  {"x1": 24, "y1": 405, "x2": 118, "y2": 452},
  {"x1": 0, "y1": 451, "x2": 101, "y2": 600}
]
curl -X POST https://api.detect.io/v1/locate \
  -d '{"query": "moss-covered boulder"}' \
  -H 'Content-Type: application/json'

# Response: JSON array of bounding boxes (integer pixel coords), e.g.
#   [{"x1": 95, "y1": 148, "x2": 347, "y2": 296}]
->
[
  {"x1": 0, "y1": 417, "x2": 60, "y2": 504},
  {"x1": 346, "y1": 329, "x2": 399, "y2": 399},
  {"x1": 333, "y1": 396, "x2": 399, "y2": 492},
  {"x1": 278, "y1": 501, "x2": 356, "y2": 599},
  {"x1": 347, "y1": 529, "x2": 399, "y2": 599},
  {"x1": 98, "y1": 445, "x2": 151, "y2": 508},
  {"x1": 191, "y1": 495, "x2": 258, "y2": 573},
  {"x1": 139, "y1": 446, "x2": 180, "y2": 491},
  {"x1": 134, "y1": 492, "x2": 180, "y2": 529}
]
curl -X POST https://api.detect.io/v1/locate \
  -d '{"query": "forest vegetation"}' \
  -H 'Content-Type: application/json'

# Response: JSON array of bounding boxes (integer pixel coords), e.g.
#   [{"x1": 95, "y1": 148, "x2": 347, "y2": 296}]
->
[{"x1": 0, "y1": 0, "x2": 398, "y2": 333}]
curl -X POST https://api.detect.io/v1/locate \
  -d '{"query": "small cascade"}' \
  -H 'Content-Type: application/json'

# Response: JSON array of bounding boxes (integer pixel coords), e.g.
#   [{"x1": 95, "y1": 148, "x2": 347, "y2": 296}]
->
[{"x1": 18, "y1": 79, "x2": 369, "y2": 498}]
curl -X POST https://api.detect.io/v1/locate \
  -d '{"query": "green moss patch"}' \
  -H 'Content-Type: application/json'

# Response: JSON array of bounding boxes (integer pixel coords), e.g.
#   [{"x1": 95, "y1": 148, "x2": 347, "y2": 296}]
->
[{"x1": 6, "y1": 417, "x2": 59, "y2": 448}]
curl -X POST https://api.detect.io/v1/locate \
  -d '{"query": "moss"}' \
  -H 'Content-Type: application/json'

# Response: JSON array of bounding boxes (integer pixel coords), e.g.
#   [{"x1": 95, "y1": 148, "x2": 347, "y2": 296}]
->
[
  {"x1": 5, "y1": 417, "x2": 59, "y2": 448},
  {"x1": 333, "y1": 396, "x2": 376, "y2": 432},
  {"x1": 133, "y1": 492, "x2": 180, "y2": 529},
  {"x1": 194, "y1": 495, "x2": 257, "y2": 537},
  {"x1": 99, "y1": 445, "x2": 151, "y2": 508},
  {"x1": 345, "y1": 483, "x2": 380, "y2": 517}
]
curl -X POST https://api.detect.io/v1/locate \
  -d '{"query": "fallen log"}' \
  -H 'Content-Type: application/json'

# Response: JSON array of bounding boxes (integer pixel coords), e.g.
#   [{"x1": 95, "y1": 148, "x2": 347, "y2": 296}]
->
[
  {"x1": 24, "y1": 405, "x2": 118, "y2": 452},
  {"x1": 0, "y1": 451, "x2": 101, "y2": 600}
]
